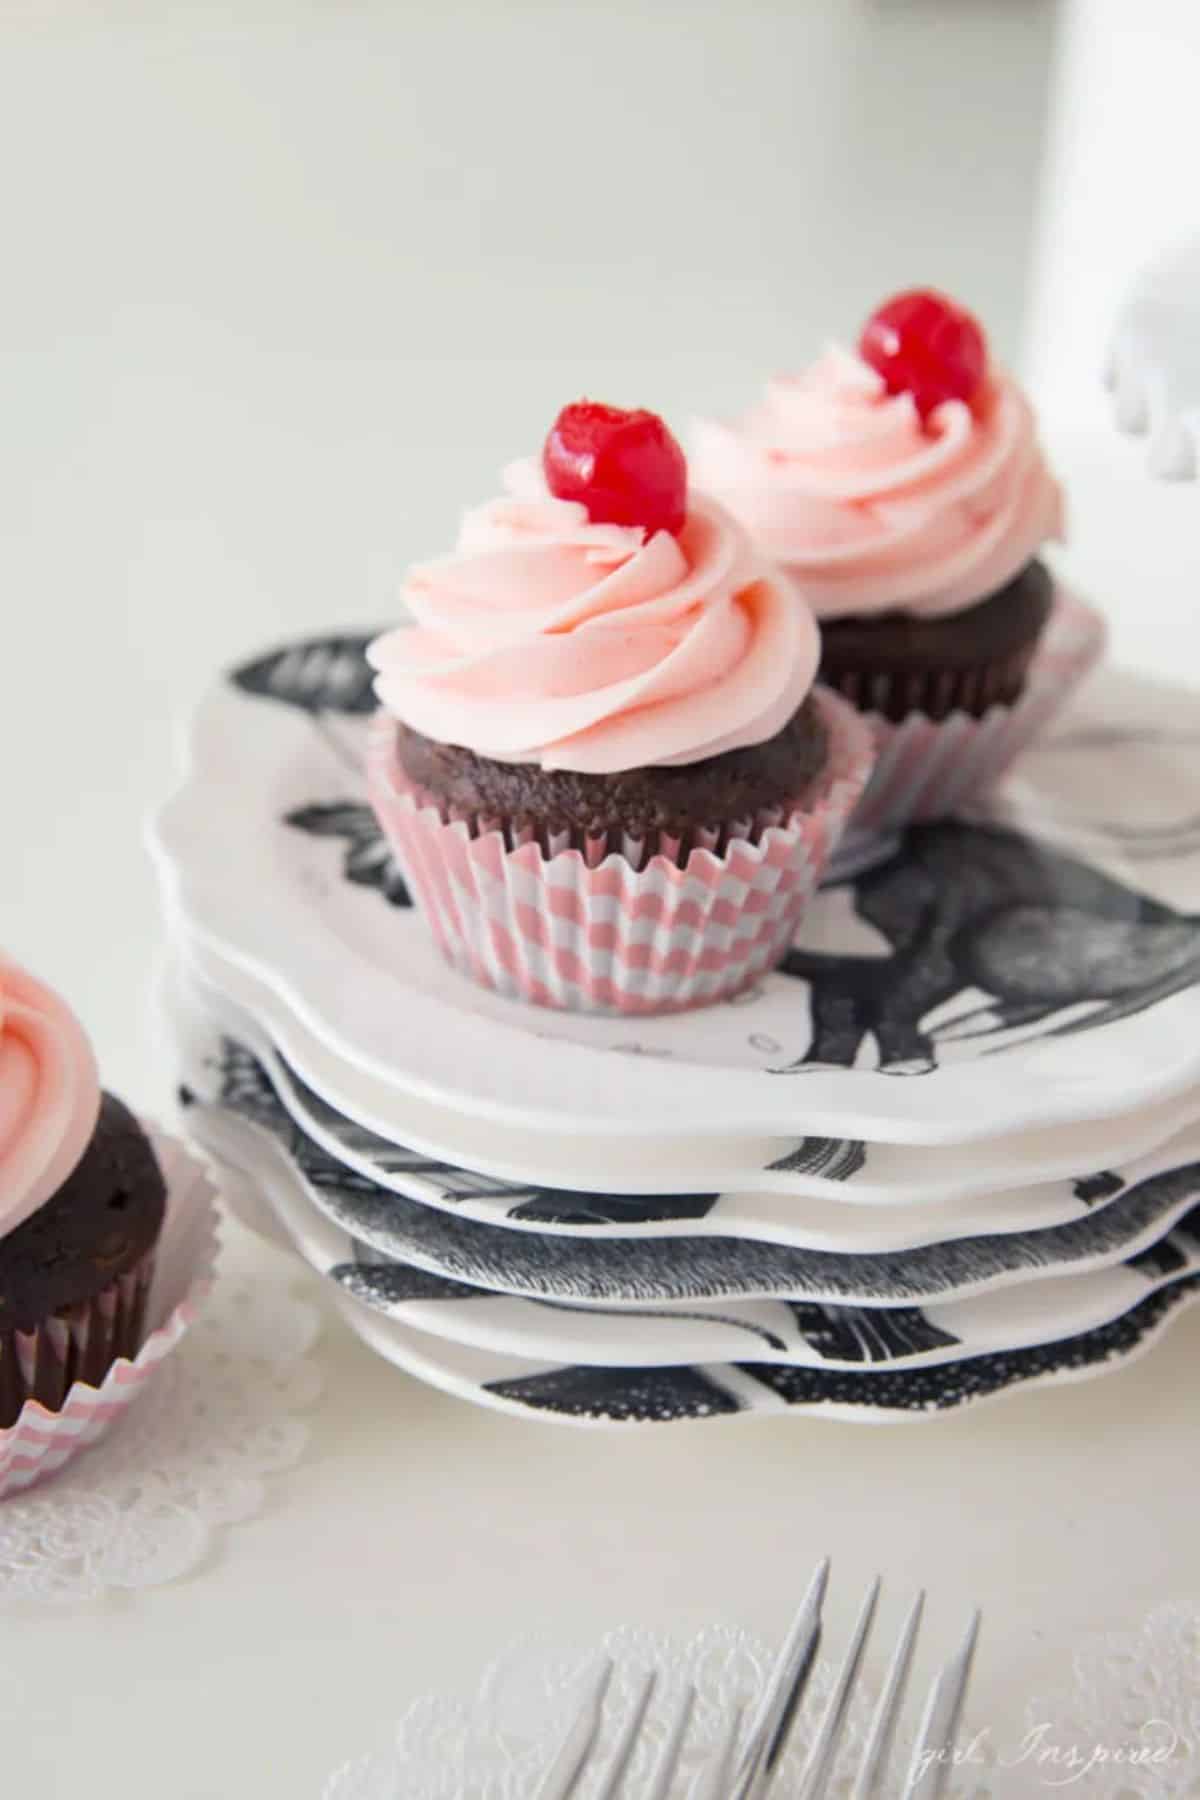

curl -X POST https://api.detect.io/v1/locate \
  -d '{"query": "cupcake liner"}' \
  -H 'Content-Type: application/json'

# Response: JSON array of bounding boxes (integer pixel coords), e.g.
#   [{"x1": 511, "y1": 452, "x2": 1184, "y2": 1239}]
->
[
  {"x1": 366, "y1": 688, "x2": 876, "y2": 1015},
  {"x1": 850, "y1": 590, "x2": 1107, "y2": 837},
  {"x1": 0, "y1": 1131, "x2": 220, "y2": 1499},
  {"x1": 0, "y1": 1257, "x2": 156, "y2": 1428}
]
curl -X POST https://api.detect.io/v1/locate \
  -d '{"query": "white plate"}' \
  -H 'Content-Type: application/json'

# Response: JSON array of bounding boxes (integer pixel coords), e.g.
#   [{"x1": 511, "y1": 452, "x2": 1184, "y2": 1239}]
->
[
  {"x1": 328, "y1": 1274, "x2": 1200, "y2": 1426},
  {"x1": 168, "y1": 936, "x2": 1200, "y2": 1234},
  {"x1": 280, "y1": 1197, "x2": 1200, "y2": 1430},
  {"x1": 151, "y1": 633, "x2": 1200, "y2": 1142},
  {"x1": 176, "y1": 972, "x2": 1200, "y2": 1267},
  {"x1": 183, "y1": 1041, "x2": 1200, "y2": 1327},
  {"x1": 209, "y1": 1131, "x2": 1200, "y2": 1425},
  {"x1": 201, "y1": 1112, "x2": 1200, "y2": 1374}
]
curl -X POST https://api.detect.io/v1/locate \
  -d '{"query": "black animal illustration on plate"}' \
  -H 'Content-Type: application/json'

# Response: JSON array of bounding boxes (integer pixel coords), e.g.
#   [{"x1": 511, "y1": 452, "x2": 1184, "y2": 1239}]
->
[
  {"x1": 284, "y1": 802, "x2": 412, "y2": 908},
  {"x1": 777, "y1": 819, "x2": 1200, "y2": 1073},
  {"x1": 502, "y1": 1189, "x2": 721, "y2": 1227},
  {"x1": 337, "y1": 1253, "x2": 485, "y2": 1304},
  {"x1": 486, "y1": 1364, "x2": 744, "y2": 1423},
  {"x1": 187, "y1": 1036, "x2": 1200, "y2": 1312},
  {"x1": 1126, "y1": 1204, "x2": 1200, "y2": 1281},
  {"x1": 481, "y1": 1278, "x2": 1200, "y2": 1419},
  {"x1": 231, "y1": 632, "x2": 384, "y2": 782},
  {"x1": 780, "y1": 1303, "x2": 959, "y2": 1363},
  {"x1": 271, "y1": 1044, "x2": 722, "y2": 1227},
  {"x1": 1074, "y1": 1170, "x2": 1125, "y2": 1207},
  {"x1": 231, "y1": 632, "x2": 380, "y2": 715},
  {"x1": 765, "y1": 1137, "x2": 867, "y2": 1181}
]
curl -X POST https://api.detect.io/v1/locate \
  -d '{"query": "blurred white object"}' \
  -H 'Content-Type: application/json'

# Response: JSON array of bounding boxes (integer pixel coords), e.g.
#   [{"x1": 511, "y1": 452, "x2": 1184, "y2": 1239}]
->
[
  {"x1": 1023, "y1": 2, "x2": 1200, "y2": 682},
  {"x1": 1027, "y1": 0, "x2": 1200, "y2": 411},
  {"x1": 1105, "y1": 240, "x2": 1200, "y2": 480}
]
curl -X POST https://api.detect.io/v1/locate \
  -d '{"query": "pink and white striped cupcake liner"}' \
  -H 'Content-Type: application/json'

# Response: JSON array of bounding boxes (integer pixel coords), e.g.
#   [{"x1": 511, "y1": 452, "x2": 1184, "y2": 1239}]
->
[
  {"x1": 850, "y1": 589, "x2": 1107, "y2": 837},
  {"x1": 366, "y1": 688, "x2": 876, "y2": 1015},
  {"x1": 0, "y1": 1132, "x2": 219, "y2": 1499}
]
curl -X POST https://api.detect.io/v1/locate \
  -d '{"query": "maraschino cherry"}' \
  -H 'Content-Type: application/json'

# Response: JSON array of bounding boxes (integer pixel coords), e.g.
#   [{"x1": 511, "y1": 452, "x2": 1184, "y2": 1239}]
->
[
  {"x1": 542, "y1": 401, "x2": 687, "y2": 537},
  {"x1": 858, "y1": 289, "x2": 988, "y2": 423}
]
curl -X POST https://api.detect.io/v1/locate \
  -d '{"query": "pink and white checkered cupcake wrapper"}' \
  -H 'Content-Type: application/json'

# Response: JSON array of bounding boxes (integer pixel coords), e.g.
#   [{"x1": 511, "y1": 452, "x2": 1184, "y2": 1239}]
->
[
  {"x1": 0, "y1": 1132, "x2": 219, "y2": 1499},
  {"x1": 850, "y1": 589, "x2": 1107, "y2": 837},
  {"x1": 366, "y1": 688, "x2": 875, "y2": 1015}
]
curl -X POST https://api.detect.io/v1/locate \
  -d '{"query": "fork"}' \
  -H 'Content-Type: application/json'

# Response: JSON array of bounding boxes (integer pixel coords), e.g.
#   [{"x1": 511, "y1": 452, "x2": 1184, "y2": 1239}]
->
[{"x1": 534, "y1": 1559, "x2": 980, "y2": 1799}]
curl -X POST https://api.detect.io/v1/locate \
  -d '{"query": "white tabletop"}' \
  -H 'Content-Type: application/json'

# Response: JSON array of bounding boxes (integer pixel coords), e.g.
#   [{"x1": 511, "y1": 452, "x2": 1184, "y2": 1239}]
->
[{"x1": 3, "y1": 6, "x2": 1198, "y2": 1793}]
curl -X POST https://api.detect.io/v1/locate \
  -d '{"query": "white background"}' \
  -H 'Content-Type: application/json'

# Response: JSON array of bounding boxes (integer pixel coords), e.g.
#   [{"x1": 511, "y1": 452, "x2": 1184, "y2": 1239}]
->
[{"x1": 2, "y1": 4, "x2": 1199, "y2": 1794}]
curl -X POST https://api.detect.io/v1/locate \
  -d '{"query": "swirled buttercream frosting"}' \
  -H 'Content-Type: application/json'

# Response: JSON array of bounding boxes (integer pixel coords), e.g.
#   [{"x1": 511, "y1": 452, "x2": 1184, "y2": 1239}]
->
[
  {"x1": 368, "y1": 460, "x2": 821, "y2": 776},
  {"x1": 0, "y1": 958, "x2": 100, "y2": 1241},
  {"x1": 690, "y1": 348, "x2": 1063, "y2": 620}
]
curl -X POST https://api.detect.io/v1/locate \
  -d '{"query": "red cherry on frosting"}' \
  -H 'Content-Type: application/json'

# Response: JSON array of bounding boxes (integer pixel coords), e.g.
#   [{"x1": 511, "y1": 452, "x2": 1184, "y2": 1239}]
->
[
  {"x1": 542, "y1": 401, "x2": 687, "y2": 537},
  {"x1": 858, "y1": 289, "x2": 988, "y2": 423}
]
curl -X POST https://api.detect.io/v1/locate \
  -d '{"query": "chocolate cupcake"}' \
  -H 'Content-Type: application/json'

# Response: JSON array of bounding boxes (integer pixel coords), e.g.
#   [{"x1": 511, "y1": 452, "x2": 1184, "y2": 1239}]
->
[
  {"x1": 0, "y1": 959, "x2": 166, "y2": 1426},
  {"x1": 366, "y1": 403, "x2": 874, "y2": 1014},
  {"x1": 389, "y1": 696, "x2": 830, "y2": 864},
  {"x1": 692, "y1": 291, "x2": 1065, "y2": 718},
  {"x1": 691, "y1": 292, "x2": 1106, "y2": 827},
  {"x1": 818, "y1": 559, "x2": 1054, "y2": 723}
]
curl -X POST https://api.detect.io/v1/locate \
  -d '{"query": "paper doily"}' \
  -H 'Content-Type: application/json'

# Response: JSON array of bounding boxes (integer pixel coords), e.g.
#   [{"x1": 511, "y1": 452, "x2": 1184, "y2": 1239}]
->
[
  {"x1": 324, "y1": 1601, "x2": 1200, "y2": 1799},
  {"x1": 1016, "y1": 1598, "x2": 1200, "y2": 1799},
  {"x1": 0, "y1": 1268, "x2": 322, "y2": 1603},
  {"x1": 321, "y1": 1622, "x2": 992, "y2": 1800}
]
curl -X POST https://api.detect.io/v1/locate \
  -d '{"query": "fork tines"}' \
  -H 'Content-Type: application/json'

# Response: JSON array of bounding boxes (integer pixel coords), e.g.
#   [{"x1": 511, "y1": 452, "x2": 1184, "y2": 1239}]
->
[{"x1": 536, "y1": 1561, "x2": 981, "y2": 1800}]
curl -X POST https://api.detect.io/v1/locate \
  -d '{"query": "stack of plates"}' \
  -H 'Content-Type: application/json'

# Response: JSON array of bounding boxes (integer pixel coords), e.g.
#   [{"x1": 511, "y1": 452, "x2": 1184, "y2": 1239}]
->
[{"x1": 151, "y1": 632, "x2": 1200, "y2": 1427}]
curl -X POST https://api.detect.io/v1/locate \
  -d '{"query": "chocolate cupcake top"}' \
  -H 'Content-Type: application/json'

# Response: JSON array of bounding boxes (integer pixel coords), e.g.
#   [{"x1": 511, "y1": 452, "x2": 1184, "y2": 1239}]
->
[
  {"x1": 0, "y1": 956, "x2": 100, "y2": 1241},
  {"x1": 368, "y1": 404, "x2": 821, "y2": 776},
  {"x1": 690, "y1": 291, "x2": 1063, "y2": 622},
  {"x1": 0, "y1": 1092, "x2": 165, "y2": 1331},
  {"x1": 393, "y1": 695, "x2": 829, "y2": 843}
]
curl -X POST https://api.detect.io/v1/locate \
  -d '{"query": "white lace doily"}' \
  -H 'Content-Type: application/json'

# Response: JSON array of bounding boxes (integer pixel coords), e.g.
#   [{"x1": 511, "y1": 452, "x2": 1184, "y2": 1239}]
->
[
  {"x1": 1017, "y1": 1599, "x2": 1200, "y2": 1799},
  {"x1": 321, "y1": 1623, "x2": 993, "y2": 1800},
  {"x1": 0, "y1": 1269, "x2": 322, "y2": 1603},
  {"x1": 324, "y1": 1603, "x2": 1200, "y2": 1799}
]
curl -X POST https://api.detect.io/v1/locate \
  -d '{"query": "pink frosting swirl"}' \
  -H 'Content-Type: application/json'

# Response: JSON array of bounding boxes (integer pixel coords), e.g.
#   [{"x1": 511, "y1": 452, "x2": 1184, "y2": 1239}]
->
[
  {"x1": 690, "y1": 348, "x2": 1064, "y2": 619},
  {"x1": 368, "y1": 461, "x2": 821, "y2": 774},
  {"x1": 0, "y1": 957, "x2": 100, "y2": 1241}
]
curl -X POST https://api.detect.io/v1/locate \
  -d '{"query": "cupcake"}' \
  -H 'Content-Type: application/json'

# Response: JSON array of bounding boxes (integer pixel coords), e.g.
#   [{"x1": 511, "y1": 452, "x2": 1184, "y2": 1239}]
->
[
  {"x1": 691, "y1": 290, "x2": 1106, "y2": 828},
  {"x1": 0, "y1": 957, "x2": 166, "y2": 1426},
  {"x1": 365, "y1": 402, "x2": 875, "y2": 1014}
]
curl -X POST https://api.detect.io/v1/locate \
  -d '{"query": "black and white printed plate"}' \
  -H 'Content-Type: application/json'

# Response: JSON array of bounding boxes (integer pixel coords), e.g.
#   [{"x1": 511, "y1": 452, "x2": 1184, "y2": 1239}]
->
[
  {"x1": 180, "y1": 1029, "x2": 1200, "y2": 1332},
  {"x1": 171, "y1": 974, "x2": 1200, "y2": 1252},
  {"x1": 197, "y1": 1107, "x2": 1200, "y2": 1372},
  {"x1": 171, "y1": 940, "x2": 1200, "y2": 1220},
  {"x1": 152, "y1": 634, "x2": 1200, "y2": 1143},
  {"x1": 212, "y1": 1140, "x2": 1200, "y2": 1424},
  {"x1": 218, "y1": 1123, "x2": 1200, "y2": 1432},
  {"x1": 331, "y1": 1275, "x2": 1200, "y2": 1427}
]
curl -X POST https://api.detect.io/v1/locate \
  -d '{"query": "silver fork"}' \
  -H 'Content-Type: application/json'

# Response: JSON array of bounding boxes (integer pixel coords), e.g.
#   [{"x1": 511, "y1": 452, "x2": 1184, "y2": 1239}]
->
[{"x1": 534, "y1": 1561, "x2": 980, "y2": 1799}]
